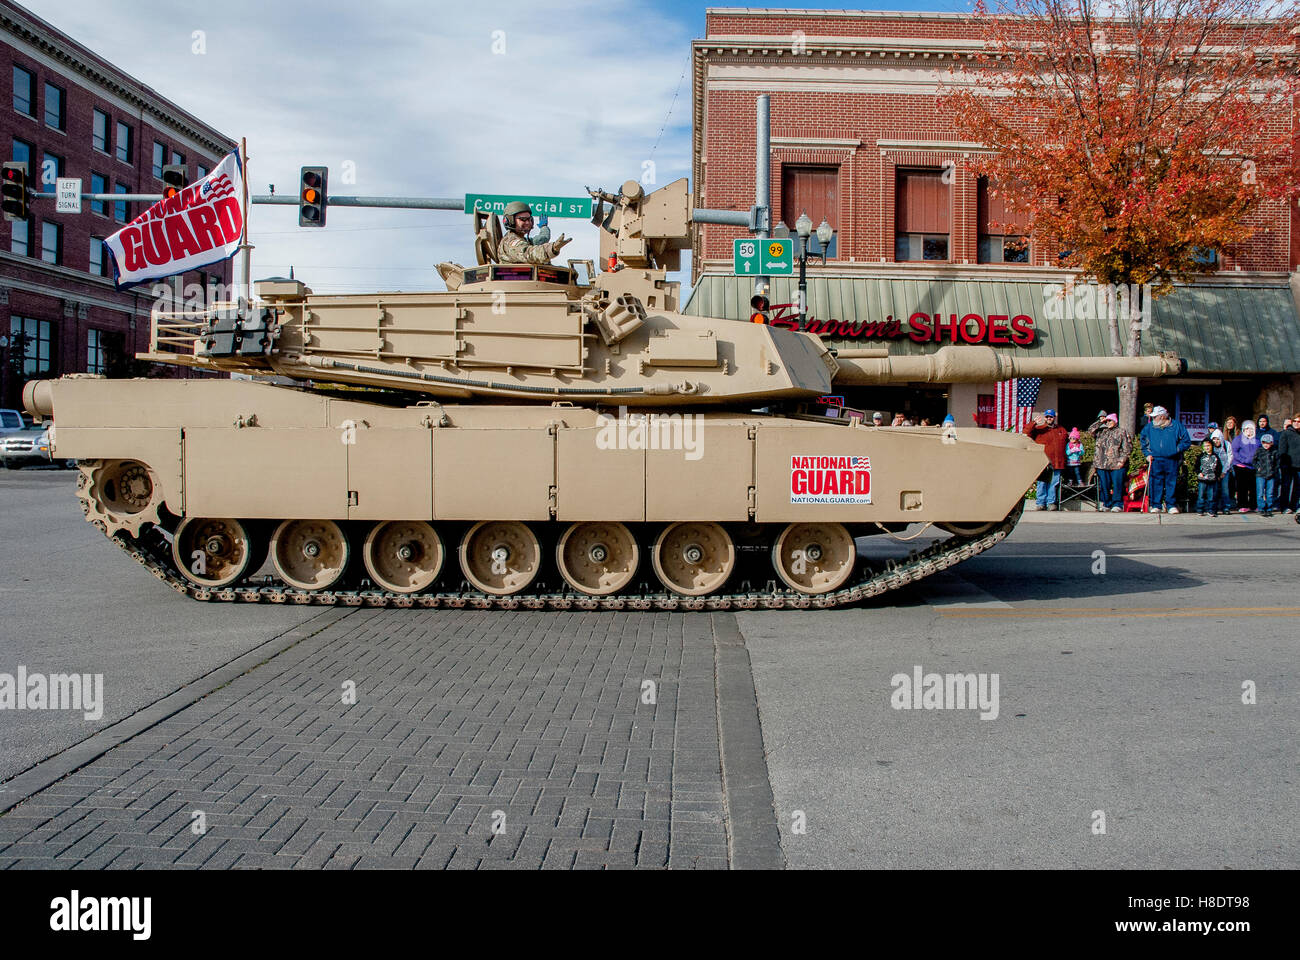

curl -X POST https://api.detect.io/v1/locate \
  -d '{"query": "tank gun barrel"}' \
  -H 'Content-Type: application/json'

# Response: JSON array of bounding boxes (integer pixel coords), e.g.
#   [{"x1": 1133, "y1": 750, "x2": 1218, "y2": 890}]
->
[{"x1": 830, "y1": 345, "x2": 1186, "y2": 385}]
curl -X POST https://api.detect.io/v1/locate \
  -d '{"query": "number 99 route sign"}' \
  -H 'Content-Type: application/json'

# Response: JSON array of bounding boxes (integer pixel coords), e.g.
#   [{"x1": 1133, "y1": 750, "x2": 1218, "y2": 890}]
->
[{"x1": 734, "y1": 238, "x2": 793, "y2": 275}]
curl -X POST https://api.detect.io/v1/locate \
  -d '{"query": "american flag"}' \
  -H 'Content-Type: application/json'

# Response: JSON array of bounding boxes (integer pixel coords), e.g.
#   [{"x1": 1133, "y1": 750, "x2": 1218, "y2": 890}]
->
[
  {"x1": 851, "y1": 456, "x2": 870, "y2": 469},
  {"x1": 995, "y1": 377, "x2": 1041, "y2": 431}
]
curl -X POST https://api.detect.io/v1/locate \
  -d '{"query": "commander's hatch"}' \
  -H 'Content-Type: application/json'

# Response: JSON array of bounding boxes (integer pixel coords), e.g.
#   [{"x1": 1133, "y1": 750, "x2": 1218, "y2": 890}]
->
[{"x1": 474, "y1": 211, "x2": 503, "y2": 265}]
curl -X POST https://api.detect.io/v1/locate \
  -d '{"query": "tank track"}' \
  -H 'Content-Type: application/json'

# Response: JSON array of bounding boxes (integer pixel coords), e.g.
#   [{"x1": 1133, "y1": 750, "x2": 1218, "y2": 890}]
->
[{"x1": 100, "y1": 504, "x2": 1024, "y2": 611}]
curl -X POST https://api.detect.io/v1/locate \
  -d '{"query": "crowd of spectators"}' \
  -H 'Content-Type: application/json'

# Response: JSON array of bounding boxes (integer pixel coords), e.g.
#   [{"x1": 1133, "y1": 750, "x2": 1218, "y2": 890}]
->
[{"x1": 1021, "y1": 405, "x2": 1300, "y2": 517}]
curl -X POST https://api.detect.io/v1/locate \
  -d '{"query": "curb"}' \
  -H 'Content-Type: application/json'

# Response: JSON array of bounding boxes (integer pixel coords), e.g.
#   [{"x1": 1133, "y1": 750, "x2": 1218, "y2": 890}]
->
[
  {"x1": 712, "y1": 613, "x2": 785, "y2": 870},
  {"x1": 0, "y1": 608, "x2": 357, "y2": 816},
  {"x1": 1017, "y1": 508, "x2": 1299, "y2": 524}
]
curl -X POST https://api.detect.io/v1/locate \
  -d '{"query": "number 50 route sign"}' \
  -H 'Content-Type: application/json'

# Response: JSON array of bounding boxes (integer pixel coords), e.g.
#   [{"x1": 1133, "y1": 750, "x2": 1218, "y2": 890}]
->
[{"x1": 734, "y1": 238, "x2": 793, "y2": 275}]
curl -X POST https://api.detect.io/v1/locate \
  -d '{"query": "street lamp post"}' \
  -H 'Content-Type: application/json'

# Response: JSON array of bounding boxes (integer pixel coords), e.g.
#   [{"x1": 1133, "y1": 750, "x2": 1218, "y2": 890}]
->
[
  {"x1": 794, "y1": 212, "x2": 834, "y2": 330},
  {"x1": 795, "y1": 211, "x2": 812, "y2": 326}
]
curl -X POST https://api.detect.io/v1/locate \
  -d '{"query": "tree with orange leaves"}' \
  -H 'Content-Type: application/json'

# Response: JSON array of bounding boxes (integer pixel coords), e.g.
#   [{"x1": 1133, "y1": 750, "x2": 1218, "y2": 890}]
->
[{"x1": 944, "y1": 0, "x2": 1298, "y2": 430}]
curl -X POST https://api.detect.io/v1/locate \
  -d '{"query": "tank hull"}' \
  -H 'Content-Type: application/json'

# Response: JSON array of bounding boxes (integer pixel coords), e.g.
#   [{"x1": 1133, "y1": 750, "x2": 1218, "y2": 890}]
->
[{"x1": 43, "y1": 377, "x2": 1042, "y2": 526}]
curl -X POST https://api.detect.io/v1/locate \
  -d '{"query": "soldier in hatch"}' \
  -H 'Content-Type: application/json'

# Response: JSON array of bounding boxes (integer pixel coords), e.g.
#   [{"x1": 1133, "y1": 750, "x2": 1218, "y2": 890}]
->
[{"x1": 497, "y1": 201, "x2": 572, "y2": 264}]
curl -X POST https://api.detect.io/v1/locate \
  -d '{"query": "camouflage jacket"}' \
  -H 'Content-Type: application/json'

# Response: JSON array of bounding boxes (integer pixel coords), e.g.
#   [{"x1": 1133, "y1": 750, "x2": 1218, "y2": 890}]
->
[
  {"x1": 498, "y1": 231, "x2": 554, "y2": 265},
  {"x1": 1088, "y1": 419, "x2": 1133, "y2": 471}
]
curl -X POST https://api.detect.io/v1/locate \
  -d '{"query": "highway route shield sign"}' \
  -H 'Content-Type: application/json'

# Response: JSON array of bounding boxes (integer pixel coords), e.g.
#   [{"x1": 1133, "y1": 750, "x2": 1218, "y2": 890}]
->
[{"x1": 734, "y1": 237, "x2": 793, "y2": 275}]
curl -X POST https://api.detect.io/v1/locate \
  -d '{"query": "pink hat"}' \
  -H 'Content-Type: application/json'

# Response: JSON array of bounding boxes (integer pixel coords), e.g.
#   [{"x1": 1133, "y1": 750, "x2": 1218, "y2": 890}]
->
[
  {"x1": 1068, "y1": 427, "x2": 1080, "y2": 439},
  {"x1": 1105, "y1": 413, "x2": 1118, "y2": 423}
]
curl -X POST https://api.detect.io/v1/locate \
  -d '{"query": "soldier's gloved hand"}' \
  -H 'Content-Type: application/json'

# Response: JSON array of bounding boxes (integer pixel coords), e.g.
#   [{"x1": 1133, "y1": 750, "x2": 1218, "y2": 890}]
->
[{"x1": 549, "y1": 234, "x2": 572, "y2": 256}]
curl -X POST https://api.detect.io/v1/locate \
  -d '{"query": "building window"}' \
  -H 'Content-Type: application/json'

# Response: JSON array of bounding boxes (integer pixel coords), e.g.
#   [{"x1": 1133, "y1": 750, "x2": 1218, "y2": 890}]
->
[
  {"x1": 41, "y1": 151, "x2": 63, "y2": 194},
  {"x1": 9, "y1": 217, "x2": 29, "y2": 256},
  {"x1": 152, "y1": 141, "x2": 166, "y2": 179},
  {"x1": 88, "y1": 329, "x2": 107, "y2": 373},
  {"x1": 977, "y1": 177, "x2": 1030, "y2": 264},
  {"x1": 781, "y1": 165, "x2": 838, "y2": 258},
  {"x1": 89, "y1": 237, "x2": 110, "y2": 277},
  {"x1": 41, "y1": 221, "x2": 61, "y2": 264},
  {"x1": 44, "y1": 82, "x2": 65, "y2": 130},
  {"x1": 979, "y1": 236, "x2": 1030, "y2": 264},
  {"x1": 116, "y1": 121, "x2": 133, "y2": 164},
  {"x1": 172, "y1": 150, "x2": 185, "y2": 168},
  {"x1": 9, "y1": 316, "x2": 54, "y2": 376},
  {"x1": 1191, "y1": 247, "x2": 1218, "y2": 267},
  {"x1": 114, "y1": 183, "x2": 130, "y2": 223},
  {"x1": 896, "y1": 234, "x2": 949, "y2": 261},
  {"x1": 895, "y1": 169, "x2": 951, "y2": 262},
  {"x1": 12, "y1": 136, "x2": 31, "y2": 167},
  {"x1": 90, "y1": 173, "x2": 108, "y2": 215},
  {"x1": 13, "y1": 66, "x2": 35, "y2": 117},
  {"x1": 93, "y1": 109, "x2": 110, "y2": 152},
  {"x1": 196, "y1": 164, "x2": 208, "y2": 180}
]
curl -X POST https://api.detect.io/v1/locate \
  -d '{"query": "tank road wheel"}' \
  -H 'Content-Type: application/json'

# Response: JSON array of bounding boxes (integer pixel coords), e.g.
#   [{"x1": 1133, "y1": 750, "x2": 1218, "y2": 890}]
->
[
  {"x1": 172, "y1": 518, "x2": 261, "y2": 589},
  {"x1": 363, "y1": 521, "x2": 444, "y2": 594},
  {"x1": 270, "y1": 519, "x2": 351, "y2": 591},
  {"x1": 772, "y1": 522, "x2": 856, "y2": 595},
  {"x1": 651, "y1": 521, "x2": 735, "y2": 597},
  {"x1": 459, "y1": 521, "x2": 541, "y2": 596},
  {"x1": 556, "y1": 521, "x2": 639, "y2": 596},
  {"x1": 79, "y1": 458, "x2": 164, "y2": 537},
  {"x1": 937, "y1": 521, "x2": 999, "y2": 537}
]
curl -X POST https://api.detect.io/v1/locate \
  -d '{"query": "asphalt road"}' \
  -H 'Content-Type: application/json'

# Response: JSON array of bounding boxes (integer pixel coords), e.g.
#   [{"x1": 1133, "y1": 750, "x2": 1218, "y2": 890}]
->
[
  {"x1": 741, "y1": 519, "x2": 1300, "y2": 868},
  {"x1": 0, "y1": 467, "x2": 322, "y2": 783},
  {"x1": 2, "y1": 468, "x2": 1296, "y2": 868}
]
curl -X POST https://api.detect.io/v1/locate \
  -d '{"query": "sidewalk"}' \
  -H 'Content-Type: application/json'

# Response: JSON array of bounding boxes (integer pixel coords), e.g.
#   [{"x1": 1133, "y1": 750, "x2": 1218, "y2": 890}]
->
[{"x1": 1018, "y1": 505, "x2": 1300, "y2": 524}]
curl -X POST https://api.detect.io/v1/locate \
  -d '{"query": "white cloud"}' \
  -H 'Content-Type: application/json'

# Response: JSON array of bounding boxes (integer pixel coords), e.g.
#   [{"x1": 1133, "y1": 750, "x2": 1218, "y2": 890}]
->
[{"x1": 23, "y1": 0, "x2": 696, "y2": 293}]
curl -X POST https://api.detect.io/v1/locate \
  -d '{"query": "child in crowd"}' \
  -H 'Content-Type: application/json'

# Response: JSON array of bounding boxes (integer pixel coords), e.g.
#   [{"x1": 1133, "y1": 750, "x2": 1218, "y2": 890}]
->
[
  {"x1": 1195, "y1": 439, "x2": 1222, "y2": 516},
  {"x1": 1210, "y1": 429, "x2": 1233, "y2": 515},
  {"x1": 1221, "y1": 415, "x2": 1239, "y2": 503},
  {"x1": 1231, "y1": 420, "x2": 1259, "y2": 512},
  {"x1": 1066, "y1": 428, "x2": 1085, "y2": 484},
  {"x1": 1255, "y1": 433, "x2": 1281, "y2": 517}
]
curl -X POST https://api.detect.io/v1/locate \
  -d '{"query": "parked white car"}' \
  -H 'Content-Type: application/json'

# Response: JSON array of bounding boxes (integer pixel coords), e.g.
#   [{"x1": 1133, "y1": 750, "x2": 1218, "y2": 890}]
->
[
  {"x1": 0, "y1": 423, "x2": 73, "y2": 469},
  {"x1": 0, "y1": 408, "x2": 25, "y2": 438}
]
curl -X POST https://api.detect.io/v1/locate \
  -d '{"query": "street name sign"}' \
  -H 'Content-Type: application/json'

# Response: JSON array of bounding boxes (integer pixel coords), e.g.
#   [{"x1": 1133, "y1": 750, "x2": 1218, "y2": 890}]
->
[
  {"x1": 56, "y1": 177, "x2": 82, "y2": 214},
  {"x1": 464, "y1": 193, "x2": 592, "y2": 219},
  {"x1": 734, "y1": 238, "x2": 793, "y2": 275}
]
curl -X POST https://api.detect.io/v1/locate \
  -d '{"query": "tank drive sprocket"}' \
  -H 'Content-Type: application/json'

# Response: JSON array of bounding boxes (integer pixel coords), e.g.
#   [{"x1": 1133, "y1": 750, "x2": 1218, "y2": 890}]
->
[{"x1": 76, "y1": 458, "x2": 165, "y2": 538}]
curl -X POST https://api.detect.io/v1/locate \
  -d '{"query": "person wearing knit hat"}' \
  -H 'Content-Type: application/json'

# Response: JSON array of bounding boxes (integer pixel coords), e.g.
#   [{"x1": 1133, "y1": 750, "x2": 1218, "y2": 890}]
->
[
  {"x1": 1139, "y1": 405, "x2": 1192, "y2": 513},
  {"x1": 1230, "y1": 420, "x2": 1260, "y2": 511},
  {"x1": 1209, "y1": 429, "x2": 1233, "y2": 515},
  {"x1": 1066, "y1": 427, "x2": 1085, "y2": 485},
  {"x1": 1254, "y1": 433, "x2": 1281, "y2": 516},
  {"x1": 1025, "y1": 409, "x2": 1067, "y2": 510},
  {"x1": 1088, "y1": 412, "x2": 1131, "y2": 511},
  {"x1": 1195, "y1": 438, "x2": 1223, "y2": 516}
]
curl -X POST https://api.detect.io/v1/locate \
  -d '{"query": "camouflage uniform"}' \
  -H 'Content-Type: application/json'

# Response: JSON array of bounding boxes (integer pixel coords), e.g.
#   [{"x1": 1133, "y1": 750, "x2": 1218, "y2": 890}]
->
[{"x1": 498, "y1": 231, "x2": 560, "y2": 265}]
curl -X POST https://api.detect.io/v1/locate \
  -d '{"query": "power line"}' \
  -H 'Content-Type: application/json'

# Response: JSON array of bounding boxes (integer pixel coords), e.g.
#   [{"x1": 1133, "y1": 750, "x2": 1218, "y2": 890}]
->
[{"x1": 649, "y1": 50, "x2": 691, "y2": 162}]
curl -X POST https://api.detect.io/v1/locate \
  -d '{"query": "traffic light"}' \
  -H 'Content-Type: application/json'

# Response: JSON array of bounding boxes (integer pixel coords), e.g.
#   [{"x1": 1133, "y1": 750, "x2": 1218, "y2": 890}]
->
[
  {"x1": 2, "y1": 162, "x2": 30, "y2": 223},
  {"x1": 161, "y1": 164, "x2": 187, "y2": 201},
  {"x1": 298, "y1": 166, "x2": 327, "y2": 227}
]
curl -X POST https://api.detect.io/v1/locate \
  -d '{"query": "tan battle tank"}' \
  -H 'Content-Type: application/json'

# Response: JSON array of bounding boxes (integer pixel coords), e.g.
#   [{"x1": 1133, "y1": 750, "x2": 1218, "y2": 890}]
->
[{"x1": 23, "y1": 177, "x2": 1183, "y2": 610}]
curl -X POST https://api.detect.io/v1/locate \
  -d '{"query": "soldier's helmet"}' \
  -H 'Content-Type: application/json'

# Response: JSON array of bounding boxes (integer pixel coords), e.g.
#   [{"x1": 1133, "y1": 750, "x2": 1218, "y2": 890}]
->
[{"x1": 503, "y1": 200, "x2": 532, "y2": 230}]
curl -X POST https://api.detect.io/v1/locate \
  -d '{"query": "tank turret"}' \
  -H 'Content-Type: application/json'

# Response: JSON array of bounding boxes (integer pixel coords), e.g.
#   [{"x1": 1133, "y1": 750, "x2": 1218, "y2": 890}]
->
[{"x1": 23, "y1": 174, "x2": 1186, "y2": 609}]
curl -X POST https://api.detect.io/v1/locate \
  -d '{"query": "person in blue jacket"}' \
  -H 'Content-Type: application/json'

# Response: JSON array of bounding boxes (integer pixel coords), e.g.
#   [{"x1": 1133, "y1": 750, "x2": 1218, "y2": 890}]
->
[{"x1": 1139, "y1": 405, "x2": 1192, "y2": 513}]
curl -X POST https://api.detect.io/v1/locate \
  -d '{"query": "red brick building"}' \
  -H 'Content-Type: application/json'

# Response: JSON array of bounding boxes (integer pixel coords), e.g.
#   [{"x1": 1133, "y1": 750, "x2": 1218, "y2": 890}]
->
[
  {"x1": 1, "y1": 0, "x2": 236, "y2": 410},
  {"x1": 686, "y1": 8, "x2": 1300, "y2": 431}
]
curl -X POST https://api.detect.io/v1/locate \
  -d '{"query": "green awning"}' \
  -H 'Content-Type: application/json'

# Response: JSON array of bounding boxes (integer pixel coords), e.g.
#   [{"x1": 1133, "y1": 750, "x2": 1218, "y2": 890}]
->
[{"x1": 682, "y1": 275, "x2": 1300, "y2": 374}]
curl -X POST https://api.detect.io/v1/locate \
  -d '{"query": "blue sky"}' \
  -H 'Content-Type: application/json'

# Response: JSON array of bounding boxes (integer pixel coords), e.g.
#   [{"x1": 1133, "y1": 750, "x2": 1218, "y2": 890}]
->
[{"x1": 20, "y1": 0, "x2": 974, "y2": 293}]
